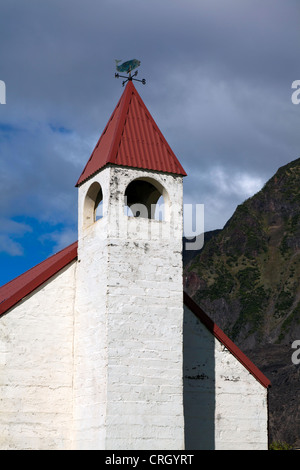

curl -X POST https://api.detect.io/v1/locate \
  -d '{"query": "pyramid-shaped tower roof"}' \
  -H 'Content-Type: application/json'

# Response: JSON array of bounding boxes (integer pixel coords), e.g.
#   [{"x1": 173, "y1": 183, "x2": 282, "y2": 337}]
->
[{"x1": 76, "y1": 81, "x2": 186, "y2": 186}]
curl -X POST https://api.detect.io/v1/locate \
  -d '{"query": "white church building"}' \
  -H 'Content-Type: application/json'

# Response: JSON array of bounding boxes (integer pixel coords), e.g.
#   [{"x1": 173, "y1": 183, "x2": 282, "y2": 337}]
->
[{"x1": 0, "y1": 81, "x2": 270, "y2": 450}]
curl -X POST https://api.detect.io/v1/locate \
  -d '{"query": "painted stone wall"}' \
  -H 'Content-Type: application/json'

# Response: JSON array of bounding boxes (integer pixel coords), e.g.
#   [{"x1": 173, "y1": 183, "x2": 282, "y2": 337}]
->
[
  {"x1": 183, "y1": 305, "x2": 268, "y2": 450},
  {"x1": 0, "y1": 262, "x2": 76, "y2": 450},
  {"x1": 75, "y1": 166, "x2": 185, "y2": 449},
  {"x1": 0, "y1": 161, "x2": 268, "y2": 450},
  {"x1": 0, "y1": 260, "x2": 268, "y2": 450}
]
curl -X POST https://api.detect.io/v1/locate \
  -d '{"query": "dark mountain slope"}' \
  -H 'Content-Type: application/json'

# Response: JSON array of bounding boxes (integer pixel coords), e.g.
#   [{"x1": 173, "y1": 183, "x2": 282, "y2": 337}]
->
[{"x1": 184, "y1": 157, "x2": 300, "y2": 446}]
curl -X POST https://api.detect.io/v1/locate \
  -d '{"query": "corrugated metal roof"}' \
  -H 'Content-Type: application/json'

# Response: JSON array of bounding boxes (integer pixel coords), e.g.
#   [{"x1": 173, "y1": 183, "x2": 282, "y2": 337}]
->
[
  {"x1": 0, "y1": 241, "x2": 270, "y2": 389},
  {"x1": 76, "y1": 81, "x2": 186, "y2": 186}
]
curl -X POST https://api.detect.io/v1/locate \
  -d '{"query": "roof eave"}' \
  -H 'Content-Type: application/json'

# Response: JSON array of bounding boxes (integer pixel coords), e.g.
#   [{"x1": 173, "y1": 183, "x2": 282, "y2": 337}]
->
[{"x1": 183, "y1": 292, "x2": 271, "y2": 389}]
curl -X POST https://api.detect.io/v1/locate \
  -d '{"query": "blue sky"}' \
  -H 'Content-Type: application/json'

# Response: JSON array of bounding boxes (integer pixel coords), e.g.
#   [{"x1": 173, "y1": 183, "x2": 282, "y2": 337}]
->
[{"x1": 0, "y1": 0, "x2": 300, "y2": 285}]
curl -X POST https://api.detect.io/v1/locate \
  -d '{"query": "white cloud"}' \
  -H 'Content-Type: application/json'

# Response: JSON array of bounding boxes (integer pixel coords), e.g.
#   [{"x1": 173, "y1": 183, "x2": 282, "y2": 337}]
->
[
  {"x1": 183, "y1": 166, "x2": 265, "y2": 232},
  {"x1": 38, "y1": 228, "x2": 77, "y2": 254},
  {"x1": 212, "y1": 167, "x2": 264, "y2": 198},
  {"x1": 0, "y1": 219, "x2": 32, "y2": 256},
  {"x1": 0, "y1": 235, "x2": 24, "y2": 256}
]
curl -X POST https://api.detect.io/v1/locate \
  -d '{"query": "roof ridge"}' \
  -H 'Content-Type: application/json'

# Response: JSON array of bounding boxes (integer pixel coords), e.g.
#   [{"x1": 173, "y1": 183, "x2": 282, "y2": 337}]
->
[
  {"x1": 75, "y1": 94, "x2": 123, "y2": 187},
  {"x1": 106, "y1": 80, "x2": 134, "y2": 166},
  {"x1": 131, "y1": 84, "x2": 182, "y2": 164}
]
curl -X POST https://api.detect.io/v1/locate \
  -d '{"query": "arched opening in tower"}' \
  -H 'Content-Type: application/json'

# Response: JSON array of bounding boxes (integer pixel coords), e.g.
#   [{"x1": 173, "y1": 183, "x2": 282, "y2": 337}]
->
[{"x1": 124, "y1": 178, "x2": 166, "y2": 221}]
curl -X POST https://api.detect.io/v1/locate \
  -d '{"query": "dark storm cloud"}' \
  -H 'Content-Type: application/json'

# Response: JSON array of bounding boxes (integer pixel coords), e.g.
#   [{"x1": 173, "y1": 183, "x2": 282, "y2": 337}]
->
[{"x1": 0, "y1": 0, "x2": 299, "y2": 263}]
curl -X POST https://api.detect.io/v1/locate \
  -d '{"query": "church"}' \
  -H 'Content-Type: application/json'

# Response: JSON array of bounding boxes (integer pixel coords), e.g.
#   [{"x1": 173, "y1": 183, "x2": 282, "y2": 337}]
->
[{"x1": 0, "y1": 80, "x2": 270, "y2": 450}]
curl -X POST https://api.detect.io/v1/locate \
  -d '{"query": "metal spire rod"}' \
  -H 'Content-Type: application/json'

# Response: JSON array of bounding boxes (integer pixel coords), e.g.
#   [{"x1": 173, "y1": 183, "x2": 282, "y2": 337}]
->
[{"x1": 115, "y1": 71, "x2": 146, "y2": 87}]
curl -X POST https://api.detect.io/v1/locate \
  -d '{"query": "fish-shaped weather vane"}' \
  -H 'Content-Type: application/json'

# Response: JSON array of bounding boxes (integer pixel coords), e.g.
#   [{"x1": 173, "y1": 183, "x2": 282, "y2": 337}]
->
[{"x1": 115, "y1": 59, "x2": 146, "y2": 87}]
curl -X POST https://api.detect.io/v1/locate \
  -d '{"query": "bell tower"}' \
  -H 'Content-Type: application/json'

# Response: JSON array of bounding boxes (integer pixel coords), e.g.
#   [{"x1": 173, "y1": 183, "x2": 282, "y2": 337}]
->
[{"x1": 73, "y1": 81, "x2": 187, "y2": 449}]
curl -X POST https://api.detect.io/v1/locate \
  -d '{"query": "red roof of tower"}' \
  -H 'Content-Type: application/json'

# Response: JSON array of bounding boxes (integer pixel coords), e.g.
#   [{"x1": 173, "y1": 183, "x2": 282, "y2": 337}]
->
[
  {"x1": 0, "y1": 242, "x2": 270, "y2": 389},
  {"x1": 76, "y1": 81, "x2": 186, "y2": 186}
]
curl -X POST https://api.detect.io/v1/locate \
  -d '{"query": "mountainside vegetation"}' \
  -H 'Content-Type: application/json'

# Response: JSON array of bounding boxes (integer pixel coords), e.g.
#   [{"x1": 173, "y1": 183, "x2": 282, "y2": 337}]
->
[{"x1": 184, "y1": 157, "x2": 300, "y2": 447}]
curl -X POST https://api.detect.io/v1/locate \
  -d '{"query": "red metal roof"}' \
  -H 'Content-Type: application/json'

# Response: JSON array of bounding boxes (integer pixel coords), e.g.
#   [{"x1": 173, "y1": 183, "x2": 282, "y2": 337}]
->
[
  {"x1": 0, "y1": 242, "x2": 77, "y2": 316},
  {"x1": 183, "y1": 292, "x2": 271, "y2": 389},
  {"x1": 0, "y1": 241, "x2": 270, "y2": 389},
  {"x1": 76, "y1": 81, "x2": 186, "y2": 186}
]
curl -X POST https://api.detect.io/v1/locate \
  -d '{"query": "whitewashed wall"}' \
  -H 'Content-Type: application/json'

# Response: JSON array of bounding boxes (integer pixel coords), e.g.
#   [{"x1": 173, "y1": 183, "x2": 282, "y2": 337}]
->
[
  {"x1": 183, "y1": 305, "x2": 268, "y2": 450},
  {"x1": 0, "y1": 162, "x2": 268, "y2": 450},
  {"x1": 0, "y1": 262, "x2": 76, "y2": 450},
  {"x1": 75, "y1": 166, "x2": 185, "y2": 449}
]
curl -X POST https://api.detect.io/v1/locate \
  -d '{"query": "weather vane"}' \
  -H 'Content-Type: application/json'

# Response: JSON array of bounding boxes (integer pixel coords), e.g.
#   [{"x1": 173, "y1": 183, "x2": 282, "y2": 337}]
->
[{"x1": 115, "y1": 59, "x2": 146, "y2": 87}]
